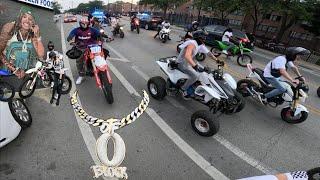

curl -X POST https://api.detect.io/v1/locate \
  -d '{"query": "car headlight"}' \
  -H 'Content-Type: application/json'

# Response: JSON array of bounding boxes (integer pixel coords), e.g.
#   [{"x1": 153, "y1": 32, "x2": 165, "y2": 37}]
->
[
  {"x1": 120, "y1": 27, "x2": 123, "y2": 30},
  {"x1": 100, "y1": 29, "x2": 104, "y2": 33}
]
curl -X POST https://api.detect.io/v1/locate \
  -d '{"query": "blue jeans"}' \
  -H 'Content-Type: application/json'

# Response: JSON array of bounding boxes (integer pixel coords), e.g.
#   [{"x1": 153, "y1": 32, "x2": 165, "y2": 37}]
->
[{"x1": 264, "y1": 77, "x2": 287, "y2": 98}]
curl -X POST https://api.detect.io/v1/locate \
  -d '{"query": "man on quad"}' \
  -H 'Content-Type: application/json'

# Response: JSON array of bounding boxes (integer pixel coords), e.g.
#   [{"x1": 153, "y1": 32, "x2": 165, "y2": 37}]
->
[{"x1": 177, "y1": 30, "x2": 219, "y2": 99}]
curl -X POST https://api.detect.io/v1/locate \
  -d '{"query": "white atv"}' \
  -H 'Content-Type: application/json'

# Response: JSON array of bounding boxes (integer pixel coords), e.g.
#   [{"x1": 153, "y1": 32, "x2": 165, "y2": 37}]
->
[
  {"x1": 147, "y1": 56, "x2": 245, "y2": 136},
  {"x1": 158, "y1": 24, "x2": 171, "y2": 43}
]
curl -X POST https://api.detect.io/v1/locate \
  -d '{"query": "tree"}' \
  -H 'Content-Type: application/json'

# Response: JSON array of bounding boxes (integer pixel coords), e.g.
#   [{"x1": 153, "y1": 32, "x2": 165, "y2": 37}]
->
[
  {"x1": 274, "y1": 0, "x2": 314, "y2": 42},
  {"x1": 139, "y1": 0, "x2": 187, "y2": 17},
  {"x1": 304, "y1": 1, "x2": 320, "y2": 36},
  {"x1": 52, "y1": 1, "x2": 62, "y2": 14},
  {"x1": 240, "y1": 0, "x2": 276, "y2": 33}
]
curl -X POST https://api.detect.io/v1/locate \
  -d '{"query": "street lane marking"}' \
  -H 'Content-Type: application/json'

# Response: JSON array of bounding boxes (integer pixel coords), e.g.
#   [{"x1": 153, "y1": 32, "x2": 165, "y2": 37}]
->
[
  {"x1": 108, "y1": 57, "x2": 130, "y2": 63},
  {"x1": 105, "y1": 44, "x2": 230, "y2": 180},
  {"x1": 60, "y1": 22, "x2": 116, "y2": 180},
  {"x1": 128, "y1": 64, "x2": 277, "y2": 175}
]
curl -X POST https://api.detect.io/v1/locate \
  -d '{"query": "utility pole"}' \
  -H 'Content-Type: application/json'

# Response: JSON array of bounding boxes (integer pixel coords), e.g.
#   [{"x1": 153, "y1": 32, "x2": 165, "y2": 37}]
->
[{"x1": 131, "y1": 0, "x2": 133, "y2": 11}]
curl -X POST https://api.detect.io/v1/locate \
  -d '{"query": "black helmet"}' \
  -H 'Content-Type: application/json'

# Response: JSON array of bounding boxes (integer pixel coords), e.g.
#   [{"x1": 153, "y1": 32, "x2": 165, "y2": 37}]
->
[
  {"x1": 285, "y1": 47, "x2": 310, "y2": 61},
  {"x1": 193, "y1": 30, "x2": 206, "y2": 45},
  {"x1": 49, "y1": 51, "x2": 56, "y2": 59},
  {"x1": 48, "y1": 41, "x2": 54, "y2": 51}
]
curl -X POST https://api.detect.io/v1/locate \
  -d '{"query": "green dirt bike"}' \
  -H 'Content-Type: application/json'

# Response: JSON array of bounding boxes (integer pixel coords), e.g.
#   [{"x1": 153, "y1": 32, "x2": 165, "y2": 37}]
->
[{"x1": 210, "y1": 38, "x2": 253, "y2": 67}]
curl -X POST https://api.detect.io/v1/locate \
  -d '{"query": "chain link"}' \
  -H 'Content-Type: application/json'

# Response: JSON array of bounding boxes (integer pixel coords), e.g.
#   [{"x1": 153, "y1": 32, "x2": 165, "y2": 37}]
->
[{"x1": 70, "y1": 90, "x2": 150, "y2": 133}]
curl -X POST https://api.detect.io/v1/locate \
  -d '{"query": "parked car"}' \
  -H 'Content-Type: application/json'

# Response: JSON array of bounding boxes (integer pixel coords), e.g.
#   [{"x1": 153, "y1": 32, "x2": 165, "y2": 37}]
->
[
  {"x1": 203, "y1": 25, "x2": 253, "y2": 49},
  {"x1": 0, "y1": 98, "x2": 32, "y2": 148},
  {"x1": 64, "y1": 15, "x2": 77, "y2": 23},
  {"x1": 139, "y1": 14, "x2": 163, "y2": 30}
]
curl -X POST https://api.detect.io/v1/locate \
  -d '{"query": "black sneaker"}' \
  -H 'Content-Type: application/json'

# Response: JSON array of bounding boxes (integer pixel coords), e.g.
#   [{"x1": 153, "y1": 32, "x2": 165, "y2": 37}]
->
[{"x1": 181, "y1": 90, "x2": 191, "y2": 100}]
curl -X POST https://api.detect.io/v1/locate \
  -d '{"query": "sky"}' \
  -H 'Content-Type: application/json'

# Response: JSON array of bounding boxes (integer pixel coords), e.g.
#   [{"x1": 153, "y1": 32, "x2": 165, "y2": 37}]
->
[{"x1": 56, "y1": 0, "x2": 138, "y2": 11}]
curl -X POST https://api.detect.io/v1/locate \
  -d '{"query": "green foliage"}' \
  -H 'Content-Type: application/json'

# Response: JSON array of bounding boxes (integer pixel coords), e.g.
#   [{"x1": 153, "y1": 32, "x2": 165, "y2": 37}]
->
[
  {"x1": 67, "y1": 0, "x2": 104, "y2": 13},
  {"x1": 52, "y1": 1, "x2": 62, "y2": 14},
  {"x1": 140, "y1": 0, "x2": 187, "y2": 16},
  {"x1": 194, "y1": 0, "x2": 240, "y2": 20}
]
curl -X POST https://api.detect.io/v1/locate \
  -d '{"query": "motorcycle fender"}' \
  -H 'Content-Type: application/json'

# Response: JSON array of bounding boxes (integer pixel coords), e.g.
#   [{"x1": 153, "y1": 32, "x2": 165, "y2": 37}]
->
[
  {"x1": 242, "y1": 48, "x2": 253, "y2": 53},
  {"x1": 223, "y1": 73, "x2": 237, "y2": 90},
  {"x1": 156, "y1": 60, "x2": 188, "y2": 84},
  {"x1": 284, "y1": 104, "x2": 309, "y2": 116},
  {"x1": 195, "y1": 85, "x2": 221, "y2": 102},
  {"x1": 25, "y1": 68, "x2": 37, "y2": 74}
]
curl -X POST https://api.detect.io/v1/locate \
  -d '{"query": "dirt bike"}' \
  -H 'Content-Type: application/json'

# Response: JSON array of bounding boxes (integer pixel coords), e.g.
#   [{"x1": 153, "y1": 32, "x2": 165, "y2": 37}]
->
[
  {"x1": 176, "y1": 36, "x2": 206, "y2": 62},
  {"x1": 112, "y1": 23, "x2": 125, "y2": 38},
  {"x1": 0, "y1": 69, "x2": 15, "y2": 102},
  {"x1": 147, "y1": 56, "x2": 245, "y2": 137},
  {"x1": 130, "y1": 18, "x2": 140, "y2": 34},
  {"x1": 158, "y1": 25, "x2": 170, "y2": 43},
  {"x1": 237, "y1": 64, "x2": 309, "y2": 124},
  {"x1": 210, "y1": 38, "x2": 253, "y2": 67},
  {"x1": 82, "y1": 42, "x2": 114, "y2": 104},
  {"x1": 19, "y1": 59, "x2": 72, "y2": 98}
]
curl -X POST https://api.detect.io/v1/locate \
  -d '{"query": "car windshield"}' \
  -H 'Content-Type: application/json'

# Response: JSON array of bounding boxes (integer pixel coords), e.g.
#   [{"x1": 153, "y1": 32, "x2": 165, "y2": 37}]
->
[
  {"x1": 233, "y1": 30, "x2": 248, "y2": 39},
  {"x1": 204, "y1": 25, "x2": 216, "y2": 32}
]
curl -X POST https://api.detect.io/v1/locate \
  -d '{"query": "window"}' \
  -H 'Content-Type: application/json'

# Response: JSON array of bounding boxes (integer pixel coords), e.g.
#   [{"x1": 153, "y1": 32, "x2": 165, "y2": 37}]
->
[
  {"x1": 290, "y1": 31, "x2": 313, "y2": 41},
  {"x1": 267, "y1": 27, "x2": 277, "y2": 33},
  {"x1": 229, "y1": 19, "x2": 241, "y2": 25},
  {"x1": 270, "y1": 15, "x2": 281, "y2": 21},
  {"x1": 264, "y1": 14, "x2": 271, "y2": 19},
  {"x1": 257, "y1": 24, "x2": 268, "y2": 31}
]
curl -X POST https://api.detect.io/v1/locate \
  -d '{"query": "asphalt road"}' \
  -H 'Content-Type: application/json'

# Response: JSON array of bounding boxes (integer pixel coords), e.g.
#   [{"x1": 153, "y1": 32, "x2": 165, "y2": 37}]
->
[{"x1": 1, "y1": 5, "x2": 320, "y2": 179}]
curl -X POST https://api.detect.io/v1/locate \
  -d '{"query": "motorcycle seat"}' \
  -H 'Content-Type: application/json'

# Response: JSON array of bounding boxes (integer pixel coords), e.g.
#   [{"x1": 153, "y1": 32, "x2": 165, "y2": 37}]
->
[{"x1": 253, "y1": 68, "x2": 269, "y2": 84}]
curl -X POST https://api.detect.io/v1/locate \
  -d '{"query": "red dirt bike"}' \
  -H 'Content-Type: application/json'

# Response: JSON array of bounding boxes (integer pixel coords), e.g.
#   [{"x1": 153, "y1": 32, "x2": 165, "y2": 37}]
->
[
  {"x1": 71, "y1": 42, "x2": 114, "y2": 104},
  {"x1": 130, "y1": 18, "x2": 140, "y2": 34}
]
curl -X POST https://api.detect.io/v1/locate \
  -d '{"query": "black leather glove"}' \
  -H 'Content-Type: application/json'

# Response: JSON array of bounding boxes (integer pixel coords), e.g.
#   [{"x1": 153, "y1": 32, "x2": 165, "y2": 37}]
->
[{"x1": 193, "y1": 65, "x2": 204, "y2": 72}]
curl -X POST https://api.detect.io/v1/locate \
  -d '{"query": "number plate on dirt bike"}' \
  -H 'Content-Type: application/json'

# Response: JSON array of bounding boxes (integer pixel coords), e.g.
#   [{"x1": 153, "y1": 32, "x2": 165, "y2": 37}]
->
[{"x1": 90, "y1": 45, "x2": 102, "y2": 54}]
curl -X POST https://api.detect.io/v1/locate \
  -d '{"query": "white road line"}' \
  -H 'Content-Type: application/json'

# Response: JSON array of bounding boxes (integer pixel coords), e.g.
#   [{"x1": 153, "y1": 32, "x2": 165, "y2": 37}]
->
[
  {"x1": 213, "y1": 135, "x2": 277, "y2": 175},
  {"x1": 60, "y1": 23, "x2": 116, "y2": 180},
  {"x1": 106, "y1": 44, "x2": 278, "y2": 175},
  {"x1": 108, "y1": 57, "x2": 130, "y2": 63},
  {"x1": 106, "y1": 45, "x2": 230, "y2": 180}
]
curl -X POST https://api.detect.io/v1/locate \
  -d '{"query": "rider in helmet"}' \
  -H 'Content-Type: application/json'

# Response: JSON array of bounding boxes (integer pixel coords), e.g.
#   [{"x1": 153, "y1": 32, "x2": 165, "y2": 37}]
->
[
  {"x1": 177, "y1": 30, "x2": 219, "y2": 99},
  {"x1": 154, "y1": 19, "x2": 171, "y2": 40},
  {"x1": 260, "y1": 47, "x2": 310, "y2": 104},
  {"x1": 67, "y1": 17, "x2": 102, "y2": 85}
]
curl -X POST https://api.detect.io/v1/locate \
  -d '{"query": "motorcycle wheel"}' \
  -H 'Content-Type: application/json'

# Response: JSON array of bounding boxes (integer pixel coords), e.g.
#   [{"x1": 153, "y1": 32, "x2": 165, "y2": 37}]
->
[
  {"x1": 234, "y1": 91, "x2": 246, "y2": 113},
  {"x1": 177, "y1": 44, "x2": 182, "y2": 53},
  {"x1": 112, "y1": 31, "x2": 116, "y2": 36},
  {"x1": 147, "y1": 76, "x2": 166, "y2": 100},
  {"x1": 9, "y1": 98, "x2": 32, "y2": 128},
  {"x1": 19, "y1": 77, "x2": 36, "y2": 99},
  {"x1": 210, "y1": 46, "x2": 222, "y2": 57},
  {"x1": 162, "y1": 36, "x2": 167, "y2": 43},
  {"x1": 317, "y1": 86, "x2": 320, "y2": 97},
  {"x1": 99, "y1": 72, "x2": 114, "y2": 104},
  {"x1": 130, "y1": 26, "x2": 133, "y2": 31},
  {"x1": 281, "y1": 107, "x2": 308, "y2": 124},
  {"x1": 195, "y1": 53, "x2": 206, "y2": 61},
  {"x1": 120, "y1": 31, "x2": 124, "y2": 38},
  {"x1": 0, "y1": 81, "x2": 15, "y2": 102},
  {"x1": 237, "y1": 54, "x2": 253, "y2": 67},
  {"x1": 236, "y1": 79, "x2": 259, "y2": 97},
  {"x1": 191, "y1": 110, "x2": 219, "y2": 137},
  {"x1": 42, "y1": 72, "x2": 51, "y2": 88},
  {"x1": 59, "y1": 76, "x2": 72, "y2": 94},
  {"x1": 137, "y1": 26, "x2": 140, "y2": 34},
  {"x1": 307, "y1": 167, "x2": 320, "y2": 180}
]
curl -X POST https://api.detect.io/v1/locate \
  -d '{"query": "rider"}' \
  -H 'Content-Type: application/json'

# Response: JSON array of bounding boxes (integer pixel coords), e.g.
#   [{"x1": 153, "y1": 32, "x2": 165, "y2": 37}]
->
[
  {"x1": 91, "y1": 17, "x2": 111, "y2": 40},
  {"x1": 221, "y1": 28, "x2": 235, "y2": 55},
  {"x1": 177, "y1": 30, "x2": 219, "y2": 99},
  {"x1": 260, "y1": 47, "x2": 310, "y2": 104},
  {"x1": 153, "y1": 20, "x2": 171, "y2": 40},
  {"x1": 67, "y1": 17, "x2": 101, "y2": 85}
]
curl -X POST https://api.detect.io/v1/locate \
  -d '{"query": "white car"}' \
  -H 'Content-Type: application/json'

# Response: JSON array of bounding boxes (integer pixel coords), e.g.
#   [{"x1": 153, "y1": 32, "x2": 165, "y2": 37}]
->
[{"x1": 0, "y1": 98, "x2": 32, "y2": 148}]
